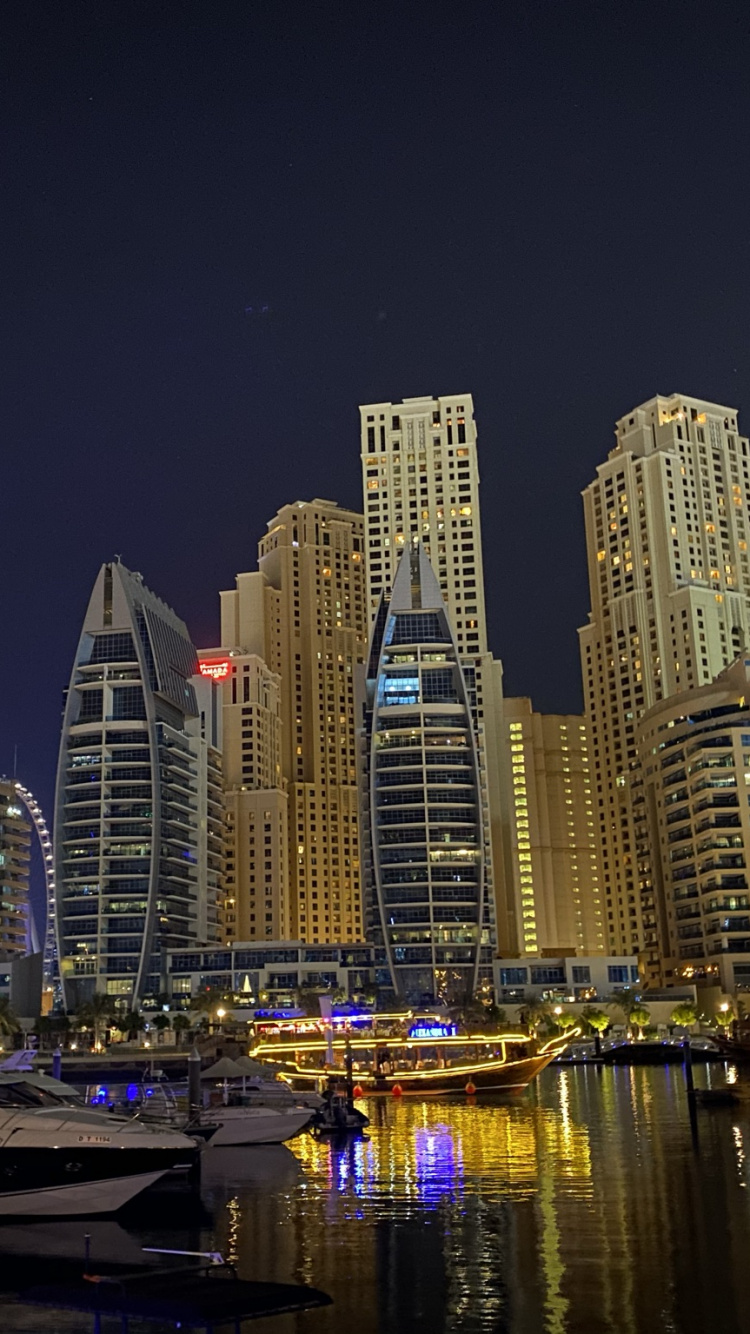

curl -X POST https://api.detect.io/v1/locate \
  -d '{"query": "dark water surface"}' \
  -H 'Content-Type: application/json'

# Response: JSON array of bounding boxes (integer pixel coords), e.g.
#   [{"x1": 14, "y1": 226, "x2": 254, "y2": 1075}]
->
[{"x1": 4, "y1": 1063, "x2": 750, "y2": 1333}]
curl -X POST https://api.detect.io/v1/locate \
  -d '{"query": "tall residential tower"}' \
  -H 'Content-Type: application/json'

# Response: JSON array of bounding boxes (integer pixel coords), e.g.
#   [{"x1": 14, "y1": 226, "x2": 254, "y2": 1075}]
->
[
  {"x1": 54, "y1": 561, "x2": 223, "y2": 1009},
  {"x1": 220, "y1": 500, "x2": 368, "y2": 943},
  {"x1": 579, "y1": 394, "x2": 750, "y2": 976}
]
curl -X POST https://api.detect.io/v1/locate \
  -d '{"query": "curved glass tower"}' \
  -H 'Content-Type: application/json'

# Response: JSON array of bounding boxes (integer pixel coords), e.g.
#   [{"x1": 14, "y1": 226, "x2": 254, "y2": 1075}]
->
[
  {"x1": 363, "y1": 542, "x2": 484, "y2": 1005},
  {"x1": 54, "y1": 560, "x2": 222, "y2": 1011}
]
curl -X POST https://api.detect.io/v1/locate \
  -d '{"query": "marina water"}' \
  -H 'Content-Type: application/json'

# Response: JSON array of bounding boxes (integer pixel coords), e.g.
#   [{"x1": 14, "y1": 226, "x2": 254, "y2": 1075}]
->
[{"x1": 3, "y1": 1063, "x2": 750, "y2": 1333}]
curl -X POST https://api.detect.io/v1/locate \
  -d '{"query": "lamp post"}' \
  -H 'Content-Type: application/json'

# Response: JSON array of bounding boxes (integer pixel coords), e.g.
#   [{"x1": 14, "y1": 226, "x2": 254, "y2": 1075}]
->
[{"x1": 216, "y1": 1006, "x2": 226, "y2": 1035}]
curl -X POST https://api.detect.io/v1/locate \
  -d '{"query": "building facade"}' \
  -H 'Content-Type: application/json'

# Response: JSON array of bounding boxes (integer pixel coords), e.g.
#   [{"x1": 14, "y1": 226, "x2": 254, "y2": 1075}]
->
[
  {"x1": 359, "y1": 394, "x2": 505, "y2": 960},
  {"x1": 167, "y1": 939, "x2": 375, "y2": 1007},
  {"x1": 500, "y1": 699, "x2": 605, "y2": 956},
  {"x1": 220, "y1": 500, "x2": 368, "y2": 944},
  {"x1": 495, "y1": 954, "x2": 638, "y2": 1004},
  {"x1": 0, "y1": 779, "x2": 31, "y2": 960},
  {"x1": 54, "y1": 561, "x2": 222, "y2": 1010},
  {"x1": 638, "y1": 655, "x2": 750, "y2": 995},
  {"x1": 579, "y1": 395, "x2": 750, "y2": 977},
  {"x1": 197, "y1": 650, "x2": 288, "y2": 944},
  {"x1": 361, "y1": 541, "x2": 492, "y2": 1004}
]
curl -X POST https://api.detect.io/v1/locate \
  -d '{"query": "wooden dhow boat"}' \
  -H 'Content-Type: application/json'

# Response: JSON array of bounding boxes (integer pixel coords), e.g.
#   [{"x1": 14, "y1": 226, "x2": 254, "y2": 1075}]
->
[{"x1": 249, "y1": 1012, "x2": 577, "y2": 1097}]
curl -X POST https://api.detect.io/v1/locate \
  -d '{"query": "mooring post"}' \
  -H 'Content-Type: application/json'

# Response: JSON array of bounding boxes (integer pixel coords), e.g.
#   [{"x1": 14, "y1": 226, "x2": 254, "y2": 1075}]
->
[{"x1": 188, "y1": 1043, "x2": 202, "y2": 1116}]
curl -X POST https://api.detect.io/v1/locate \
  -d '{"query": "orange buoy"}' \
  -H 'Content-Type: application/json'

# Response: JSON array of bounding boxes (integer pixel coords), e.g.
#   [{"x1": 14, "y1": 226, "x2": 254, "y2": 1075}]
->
[
  {"x1": 465, "y1": 1081, "x2": 477, "y2": 1095},
  {"x1": 353, "y1": 1084, "x2": 363, "y2": 1098},
  {"x1": 392, "y1": 1083, "x2": 403, "y2": 1098}
]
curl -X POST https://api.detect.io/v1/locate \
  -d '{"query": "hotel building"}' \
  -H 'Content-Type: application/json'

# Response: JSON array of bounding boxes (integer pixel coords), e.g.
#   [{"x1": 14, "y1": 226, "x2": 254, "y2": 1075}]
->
[
  {"x1": 580, "y1": 394, "x2": 750, "y2": 978},
  {"x1": 219, "y1": 500, "x2": 368, "y2": 944},
  {"x1": 500, "y1": 699, "x2": 605, "y2": 956},
  {"x1": 54, "y1": 561, "x2": 223, "y2": 1009}
]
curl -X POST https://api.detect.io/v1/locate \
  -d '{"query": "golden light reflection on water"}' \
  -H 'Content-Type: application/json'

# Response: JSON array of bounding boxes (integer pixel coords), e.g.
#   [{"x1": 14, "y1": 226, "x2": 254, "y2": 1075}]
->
[{"x1": 202, "y1": 1067, "x2": 750, "y2": 1334}]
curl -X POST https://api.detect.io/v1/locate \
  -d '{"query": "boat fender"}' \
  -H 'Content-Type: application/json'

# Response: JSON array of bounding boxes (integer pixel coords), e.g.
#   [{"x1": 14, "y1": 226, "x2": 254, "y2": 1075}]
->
[
  {"x1": 353, "y1": 1085, "x2": 363, "y2": 1098},
  {"x1": 465, "y1": 1081, "x2": 477, "y2": 1095},
  {"x1": 392, "y1": 1083, "x2": 403, "y2": 1098}
]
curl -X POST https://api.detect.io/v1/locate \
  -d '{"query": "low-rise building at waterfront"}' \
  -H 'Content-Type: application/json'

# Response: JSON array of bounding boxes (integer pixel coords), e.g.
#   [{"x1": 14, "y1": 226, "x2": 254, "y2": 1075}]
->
[
  {"x1": 494, "y1": 954, "x2": 639, "y2": 1004},
  {"x1": 167, "y1": 939, "x2": 375, "y2": 1007}
]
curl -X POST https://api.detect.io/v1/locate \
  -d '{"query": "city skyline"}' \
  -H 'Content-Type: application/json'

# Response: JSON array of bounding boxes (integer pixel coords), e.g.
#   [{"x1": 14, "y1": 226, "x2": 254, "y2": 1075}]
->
[{"x1": 6, "y1": 5, "x2": 750, "y2": 819}]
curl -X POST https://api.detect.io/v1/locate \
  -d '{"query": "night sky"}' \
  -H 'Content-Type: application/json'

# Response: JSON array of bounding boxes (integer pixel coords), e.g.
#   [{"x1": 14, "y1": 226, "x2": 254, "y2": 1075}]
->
[{"x1": 4, "y1": 2, "x2": 750, "y2": 820}]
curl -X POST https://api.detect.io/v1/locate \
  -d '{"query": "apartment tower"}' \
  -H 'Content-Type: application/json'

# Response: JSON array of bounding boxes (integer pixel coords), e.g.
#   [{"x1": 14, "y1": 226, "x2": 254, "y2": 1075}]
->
[
  {"x1": 0, "y1": 780, "x2": 31, "y2": 960},
  {"x1": 220, "y1": 500, "x2": 368, "y2": 943},
  {"x1": 580, "y1": 394, "x2": 750, "y2": 978},
  {"x1": 54, "y1": 561, "x2": 223, "y2": 1009},
  {"x1": 500, "y1": 699, "x2": 604, "y2": 956}
]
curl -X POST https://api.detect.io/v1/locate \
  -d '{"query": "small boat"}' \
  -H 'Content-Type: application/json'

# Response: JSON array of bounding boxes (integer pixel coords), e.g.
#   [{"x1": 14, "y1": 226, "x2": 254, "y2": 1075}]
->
[
  {"x1": 312, "y1": 1087, "x2": 369, "y2": 1136},
  {"x1": 0, "y1": 1072, "x2": 200, "y2": 1218},
  {"x1": 249, "y1": 1011, "x2": 575, "y2": 1096}
]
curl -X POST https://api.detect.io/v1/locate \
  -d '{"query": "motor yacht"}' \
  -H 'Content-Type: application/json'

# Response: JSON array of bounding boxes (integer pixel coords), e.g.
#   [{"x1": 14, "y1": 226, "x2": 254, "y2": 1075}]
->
[{"x1": 0, "y1": 1073, "x2": 200, "y2": 1217}]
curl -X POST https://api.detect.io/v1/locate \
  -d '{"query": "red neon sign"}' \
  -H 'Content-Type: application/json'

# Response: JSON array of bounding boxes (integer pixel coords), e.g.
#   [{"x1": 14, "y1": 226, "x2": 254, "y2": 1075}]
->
[{"x1": 199, "y1": 659, "x2": 231, "y2": 681}]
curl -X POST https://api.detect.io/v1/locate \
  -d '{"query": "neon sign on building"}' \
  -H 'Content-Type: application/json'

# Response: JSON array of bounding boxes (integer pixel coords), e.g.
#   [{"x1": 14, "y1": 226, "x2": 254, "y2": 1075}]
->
[
  {"x1": 199, "y1": 659, "x2": 231, "y2": 681},
  {"x1": 408, "y1": 1022, "x2": 458, "y2": 1040}
]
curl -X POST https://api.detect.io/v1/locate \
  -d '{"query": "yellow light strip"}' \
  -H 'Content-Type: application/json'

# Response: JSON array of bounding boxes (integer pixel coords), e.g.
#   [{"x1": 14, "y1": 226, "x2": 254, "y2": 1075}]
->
[
  {"x1": 261, "y1": 1054, "x2": 545, "y2": 1083},
  {"x1": 250, "y1": 1031, "x2": 532, "y2": 1056}
]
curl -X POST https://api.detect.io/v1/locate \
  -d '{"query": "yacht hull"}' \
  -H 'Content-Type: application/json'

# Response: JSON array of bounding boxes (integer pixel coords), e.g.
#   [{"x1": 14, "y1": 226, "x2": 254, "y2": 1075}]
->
[
  {"x1": 203, "y1": 1108, "x2": 313, "y2": 1146},
  {"x1": 0, "y1": 1168, "x2": 169, "y2": 1218}
]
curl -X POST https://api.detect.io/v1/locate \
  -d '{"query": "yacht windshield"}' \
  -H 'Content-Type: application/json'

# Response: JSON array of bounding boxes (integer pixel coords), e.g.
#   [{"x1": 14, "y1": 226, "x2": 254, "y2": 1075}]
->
[{"x1": 0, "y1": 1081, "x2": 68, "y2": 1107}]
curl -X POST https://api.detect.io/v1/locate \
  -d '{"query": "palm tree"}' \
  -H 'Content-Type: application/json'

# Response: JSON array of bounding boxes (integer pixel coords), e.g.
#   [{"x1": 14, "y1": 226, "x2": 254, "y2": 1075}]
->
[
  {"x1": 580, "y1": 1005, "x2": 610, "y2": 1056},
  {"x1": 714, "y1": 1003, "x2": 735, "y2": 1032},
  {"x1": 608, "y1": 988, "x2": 637, "y2": 1023},
  {"x1": 629, "y1": 1004, "x2": 651, "y2": 1039},
  {"x1": 0, "y1": 998, "x2": 20, "y2": 1040},
  {"x1": 150, "y1": 1013, "x2": 171, "y2": 1044},
  {"x1": 521, "y1": 1002, "x2": 551, "y2": 1037},
  {"x1": 115, "y1": 1011, "x2": 145, "y2": 1042},
  {"x1": 172, "y1": 1013, "x2": 191, "y2": 1048},
  {"x1": 79, "y1": 993, "x2": 114, "y2": 1048}
]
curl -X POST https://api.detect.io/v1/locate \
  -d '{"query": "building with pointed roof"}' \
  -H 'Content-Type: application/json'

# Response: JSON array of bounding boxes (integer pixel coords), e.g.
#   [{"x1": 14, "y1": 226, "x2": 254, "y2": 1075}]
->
[{"x1": 360, "y1": 540, "x2": 492, "y2": 1004}]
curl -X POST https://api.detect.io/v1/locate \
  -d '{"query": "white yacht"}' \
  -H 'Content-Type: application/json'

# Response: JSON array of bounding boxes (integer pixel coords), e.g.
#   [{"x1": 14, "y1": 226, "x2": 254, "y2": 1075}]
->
[{"x1": 0, "y1": 1074, "x2": 200, "y2": 1217}]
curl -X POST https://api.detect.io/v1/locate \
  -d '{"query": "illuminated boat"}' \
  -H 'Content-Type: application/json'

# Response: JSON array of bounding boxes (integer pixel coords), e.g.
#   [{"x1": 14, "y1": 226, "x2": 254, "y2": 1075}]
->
[{"x1": 249, "y1": 1013, "x2": 576, "y2": 1096}]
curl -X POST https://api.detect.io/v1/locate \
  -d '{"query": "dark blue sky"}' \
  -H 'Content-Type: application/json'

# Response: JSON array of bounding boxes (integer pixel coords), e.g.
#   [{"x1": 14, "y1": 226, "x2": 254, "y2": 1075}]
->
[{"x1": 3, "y1": 1, "x2": 750, "y2": 819}]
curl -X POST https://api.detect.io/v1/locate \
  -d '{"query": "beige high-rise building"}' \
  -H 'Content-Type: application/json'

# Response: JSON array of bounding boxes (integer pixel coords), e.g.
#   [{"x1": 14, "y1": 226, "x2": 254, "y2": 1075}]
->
[
  {"x1": 197, "y1": 650, "x2": 287, "y2": 942},
  {"x1": 580, "y1": 394, "x2": 750, "y2": 976},
  {"x1": 500, "y1": 700, "x2": 605, "y2": 956},
  {"x1": 359, "y1": 394, "x2": 508, "y2": 959},
  {"x1": 0, "y1": 780, "x2": 30, "y2": 959},
  {"x1": 359, "y1": 394, "x2": 486, "y2": 653},
  {"x1": 221, "y1": 499, "x2": 368, "y2": 944}
]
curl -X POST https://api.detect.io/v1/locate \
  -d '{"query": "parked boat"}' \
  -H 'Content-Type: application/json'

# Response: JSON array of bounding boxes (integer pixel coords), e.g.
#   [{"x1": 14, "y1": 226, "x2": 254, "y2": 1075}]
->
[
  {"x1": 249, "y1": 1011, "x2": 575, "y2": 1096},
  {"x1": 0, "y1": 1073, "x2": 200, "y2": 1217}
]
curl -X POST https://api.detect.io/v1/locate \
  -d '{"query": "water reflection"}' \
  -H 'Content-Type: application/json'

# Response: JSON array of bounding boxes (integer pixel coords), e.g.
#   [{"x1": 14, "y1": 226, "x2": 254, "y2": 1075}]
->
[{"x1": 3, "y1": 1067, "x2": 750, "y2": 1332}]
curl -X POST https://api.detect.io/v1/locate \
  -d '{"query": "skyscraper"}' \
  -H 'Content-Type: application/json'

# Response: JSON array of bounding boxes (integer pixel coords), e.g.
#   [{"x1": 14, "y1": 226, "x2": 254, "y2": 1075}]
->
[
  {"x1": 361, "y1": 541, "x2": 488, "y2": 1004},
  {"x1": 54, "y1": 561, "x2": 222, "y2": 1009},
  {"x1": 500, "y1": 699, "x2": 604, "y2": 956},
  {"x1": 579, "y1": 394, "x2": 750, "y2": 975},
  {"x1": 0, "y1": 779, "x2": 31, "y2": 960},
  {"x1": 220, "y1": 500, "x2": 368, "y2": 943},
  {"x1": 197, "y1": 648, "x2": 289, "y2": 943},
  {"x1": 359, "y1": 394, "x2": 504, "y2": 960},
  {"x1": 359, "y1": 395, "x2": 486, "y2": 653}
]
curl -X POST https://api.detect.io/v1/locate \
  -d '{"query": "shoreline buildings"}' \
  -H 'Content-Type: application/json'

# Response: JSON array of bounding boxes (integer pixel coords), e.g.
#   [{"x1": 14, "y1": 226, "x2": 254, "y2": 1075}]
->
[
  {"x1": 580, "y1": 394, "x2": 750, "y2": 986},
  {"x1": 53, "y1": 561, "x2": 223, "y2": 1010}
]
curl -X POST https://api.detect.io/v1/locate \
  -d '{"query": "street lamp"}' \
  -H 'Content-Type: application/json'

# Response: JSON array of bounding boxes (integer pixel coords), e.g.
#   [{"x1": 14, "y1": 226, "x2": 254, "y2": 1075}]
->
[
  {"x1": 720, "y1": 1002, "x2": 730, "y2": 1012},
  {"x1": 216, "y1": 1006, "x2": 226, "y2": 1034},
  {"x1": 553, "y1": 1006, "x2": 562, "y2": 1017}
]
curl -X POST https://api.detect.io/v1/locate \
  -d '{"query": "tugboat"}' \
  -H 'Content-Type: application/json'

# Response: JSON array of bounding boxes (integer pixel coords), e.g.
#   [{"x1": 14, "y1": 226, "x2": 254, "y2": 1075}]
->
[{"x1": 250, "y1": 1011, "x2": 576, "y2": 1097}]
